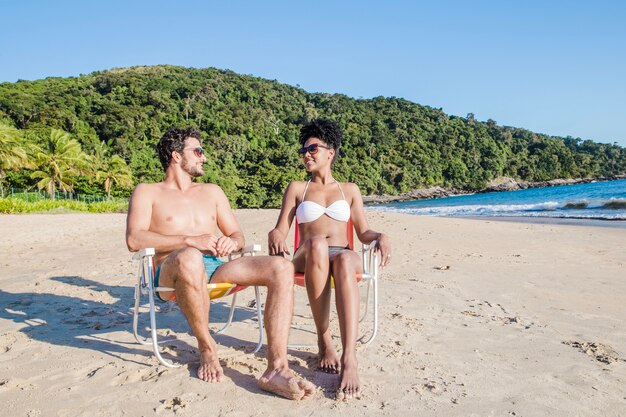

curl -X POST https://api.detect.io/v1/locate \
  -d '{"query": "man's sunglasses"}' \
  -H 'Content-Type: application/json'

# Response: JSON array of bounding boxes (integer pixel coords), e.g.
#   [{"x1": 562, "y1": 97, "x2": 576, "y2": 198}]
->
[
  {"x1": 183, "y1": 147, "x2": 204, "y2": 157},
  {"x1": 297, "y1": 143, "x2": 331, "y2": 156}
]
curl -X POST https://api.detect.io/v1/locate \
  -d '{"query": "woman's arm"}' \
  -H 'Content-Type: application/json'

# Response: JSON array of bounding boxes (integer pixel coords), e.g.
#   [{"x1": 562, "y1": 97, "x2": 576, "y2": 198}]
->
[
  {"x1": 268, "y1": 182, "x2": 299, "y2": 256},
  {"x1": 348, "y1": 183, "x2": 392, "y2": 267}
]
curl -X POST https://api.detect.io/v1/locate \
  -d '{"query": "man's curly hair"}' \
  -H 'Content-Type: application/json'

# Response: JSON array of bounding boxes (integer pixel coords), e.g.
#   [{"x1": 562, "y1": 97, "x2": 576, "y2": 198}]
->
[
  {"x1": 299, "y1": 118, "x2": 342, "y2": 155},
  {"x1": 157, "y1": 127, "x2": 202, "y2": 171}
]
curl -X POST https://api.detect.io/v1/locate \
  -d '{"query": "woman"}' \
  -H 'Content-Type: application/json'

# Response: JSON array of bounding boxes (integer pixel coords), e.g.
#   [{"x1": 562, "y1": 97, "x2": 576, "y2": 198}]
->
[{"x1": 268, "y1": 118, "x2": 391, "y2": 400}]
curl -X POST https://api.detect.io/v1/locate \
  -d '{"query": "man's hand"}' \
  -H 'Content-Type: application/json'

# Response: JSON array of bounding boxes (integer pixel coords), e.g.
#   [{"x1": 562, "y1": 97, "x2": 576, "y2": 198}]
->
[
  {"x1": 185, "y1": 234, "x2": 219, "y2": 255},
  {"x1": 215, "y1": 235, "x2": 238, "y2": 257},
  {"x1": 268, "y1": 228, "x2": 290, "y2": 257}
]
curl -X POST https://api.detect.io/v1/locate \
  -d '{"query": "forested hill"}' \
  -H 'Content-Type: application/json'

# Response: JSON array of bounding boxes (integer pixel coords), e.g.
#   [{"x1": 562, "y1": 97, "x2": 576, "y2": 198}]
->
[{"x1": 1, "y1": 65, "x2": 625, "y2": 208}]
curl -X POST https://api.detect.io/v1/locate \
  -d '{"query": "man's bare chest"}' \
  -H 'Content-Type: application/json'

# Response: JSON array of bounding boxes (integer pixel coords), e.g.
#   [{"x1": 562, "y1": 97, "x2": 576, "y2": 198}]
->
[{"x1": 150, "y1": 193, "x2": 217, "y2": 235}]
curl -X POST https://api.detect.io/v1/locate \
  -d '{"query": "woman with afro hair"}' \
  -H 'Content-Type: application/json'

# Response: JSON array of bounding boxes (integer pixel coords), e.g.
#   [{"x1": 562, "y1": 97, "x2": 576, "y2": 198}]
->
[{"x1": 268, "y1": 118, "x2": 391, "y2": 400}]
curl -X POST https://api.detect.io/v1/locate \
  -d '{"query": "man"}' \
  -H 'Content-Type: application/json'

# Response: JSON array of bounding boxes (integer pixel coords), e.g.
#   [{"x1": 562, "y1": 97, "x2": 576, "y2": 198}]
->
[{"x1": 126, "y1": 127, "x2": 315, "y2": 400}]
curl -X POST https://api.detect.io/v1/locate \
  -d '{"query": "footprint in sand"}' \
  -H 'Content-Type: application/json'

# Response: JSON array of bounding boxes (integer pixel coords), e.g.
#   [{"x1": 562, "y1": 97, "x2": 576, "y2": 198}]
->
[
  {"x1": 385, "y1": 312, "x2": 422, "y2": 330},
  {"x1": 462, "y1": 299, "x2": 537, "y2": 329},
  {"x1": 223, "y1": 357, "x2": 263, "y2": 374},
  {"x1": 411, "y1": 375, "x2": 467, "y2": 405},
  {"x1": 155, "y1": 395, "x2": 194, "y2": 414},
  {"x1": 0, "y1": 331, "x2": 29, "y2": 354},
  {"x1": 563, "y1": 341, "x2": 624, "y2": 364},
  {"x1": 107, "y1": 365, "x2": 170, "y2": 386}
]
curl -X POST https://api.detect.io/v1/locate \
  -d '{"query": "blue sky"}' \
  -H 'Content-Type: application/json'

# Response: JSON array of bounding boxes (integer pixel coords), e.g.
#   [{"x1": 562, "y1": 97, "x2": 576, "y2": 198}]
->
[{"x1": 1, "y1": 0, "x2": 625, "y2": 147}]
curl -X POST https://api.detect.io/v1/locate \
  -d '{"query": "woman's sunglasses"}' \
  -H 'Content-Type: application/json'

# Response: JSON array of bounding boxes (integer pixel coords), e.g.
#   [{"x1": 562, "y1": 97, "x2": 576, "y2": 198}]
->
[
  {"x1": 183, "y1": 147, "x2": 204, "y2": 157},
  {"x1": 297, "y1": 143, "x2": 331, "y2": 156}
]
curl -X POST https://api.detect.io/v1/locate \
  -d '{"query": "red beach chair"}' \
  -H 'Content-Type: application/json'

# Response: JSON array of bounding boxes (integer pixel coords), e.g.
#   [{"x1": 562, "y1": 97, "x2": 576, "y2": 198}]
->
[{"x1": 290, "y1": 219, "x2": 380, "y2": 347}]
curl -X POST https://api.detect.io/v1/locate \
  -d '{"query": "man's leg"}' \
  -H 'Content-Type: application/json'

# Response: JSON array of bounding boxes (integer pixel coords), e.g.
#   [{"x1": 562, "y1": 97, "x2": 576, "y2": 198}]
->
[
  {"x1": 157, "y1": 248, "x2": 223, "y2": 382},
  {"x1": 331, "y1": 250, "x2": 362, "y2": 400},
  {"x1": 211, "y1": 255, "x2": 315, "y2": 400}
]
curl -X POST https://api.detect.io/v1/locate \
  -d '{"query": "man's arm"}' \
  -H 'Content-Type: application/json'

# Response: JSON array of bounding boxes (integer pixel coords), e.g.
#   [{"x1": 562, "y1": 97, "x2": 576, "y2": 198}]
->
[
  {"x1": 125, "y1": 184, "x2": 217, "y2": 254},
  {"x1": 214, "y1": 185, "x2": 245, "y2": 256}
]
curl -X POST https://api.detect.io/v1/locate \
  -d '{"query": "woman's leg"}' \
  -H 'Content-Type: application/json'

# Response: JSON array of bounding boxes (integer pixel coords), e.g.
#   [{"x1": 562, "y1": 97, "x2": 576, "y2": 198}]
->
[
  {"x1": 331, "y1": 250, "x2": 362, "y2": 399},
  {"x1": 293, "y1": 237, "x2": 340, "y2": 373}
]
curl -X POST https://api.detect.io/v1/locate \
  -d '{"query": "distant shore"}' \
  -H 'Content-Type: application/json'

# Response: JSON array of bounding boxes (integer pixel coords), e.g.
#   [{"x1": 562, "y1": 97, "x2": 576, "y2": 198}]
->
[{"x1": 363, "y1": 174, "x2": 626, "y2": 205}]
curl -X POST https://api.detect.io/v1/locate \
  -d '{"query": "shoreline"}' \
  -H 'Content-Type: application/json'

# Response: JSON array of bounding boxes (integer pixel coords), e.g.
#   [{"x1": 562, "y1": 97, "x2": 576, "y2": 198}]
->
[{"x1": 455, "y1": 215, "x2": 626, "y2": 229}]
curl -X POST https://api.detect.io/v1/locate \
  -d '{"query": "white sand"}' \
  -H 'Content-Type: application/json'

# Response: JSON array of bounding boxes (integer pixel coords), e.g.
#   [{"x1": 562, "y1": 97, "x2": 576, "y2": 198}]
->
[{"x1": 0, "y1": 211, "x2": 625, "y2": 416}]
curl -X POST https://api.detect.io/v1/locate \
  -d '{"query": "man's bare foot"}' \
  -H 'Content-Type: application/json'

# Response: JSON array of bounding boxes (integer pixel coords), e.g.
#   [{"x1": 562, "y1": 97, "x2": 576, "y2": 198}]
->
[
  {"x1": 318, "y1": 344, "x2": 340, "y2": 374},
  {"x1": 335, "y1": 357, "x2": 360, "y2": 400},
  {"x1": 197, "y1": 349, "x2": 224, "y2": 382},
  {"x1": 258, "y1": 368, "x2": 316, "y2": 400}
]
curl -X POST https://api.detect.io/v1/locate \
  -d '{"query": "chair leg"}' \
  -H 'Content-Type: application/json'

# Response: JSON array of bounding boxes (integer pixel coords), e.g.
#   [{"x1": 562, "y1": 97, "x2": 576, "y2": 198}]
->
[
  {"x1": 359, "y1": 280, "x2": 371, "y2": 323},
  {"x1": 132, "y1": 282, "x2": 151, "y2": 346},
  {"x1": 215, "y1": 293, "x2": 238, "y2": 334},
  {"x1": 132, "y1": 260, "x2": 150, "y2": 345},
  {"x1": 251, "y1": 286, "x2": 264, "y2": 353},
  {"x1": 134, "y1": 256, "x2": 180, "y2": 368},
  {"x1": 359, "y1": 278, "x2": 378, "y2": 346},
  {"x1": 147, "y1": 279, "x2": 180, "y2": 368},
  {"x1": 213, "y1": 287, "x2": 264, "y2": 354}
]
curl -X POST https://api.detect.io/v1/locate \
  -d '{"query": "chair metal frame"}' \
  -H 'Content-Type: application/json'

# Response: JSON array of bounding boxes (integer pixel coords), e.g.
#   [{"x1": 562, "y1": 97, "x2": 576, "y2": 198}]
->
[
  {"x1": 289, "y1": 220, "x2": 380, "y2": 348},
  {"x1": 131, "y1": 244, "x2": 264, "y2": 368}
]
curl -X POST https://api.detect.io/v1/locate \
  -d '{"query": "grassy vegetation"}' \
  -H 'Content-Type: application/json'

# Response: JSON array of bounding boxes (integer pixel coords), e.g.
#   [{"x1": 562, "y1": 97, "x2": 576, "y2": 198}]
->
[{"x1": 0, "y1": 197, "x2": 128, "y2": 214}]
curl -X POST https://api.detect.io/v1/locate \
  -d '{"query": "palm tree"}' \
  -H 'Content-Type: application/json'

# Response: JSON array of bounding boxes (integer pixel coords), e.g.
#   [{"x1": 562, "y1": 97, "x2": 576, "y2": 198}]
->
[
  {"x1": 0, "y1": 123, "x2": 30, "y2": 196},
  {"x1": 30, "y1": 129, "x2": 86, "y2": 199},
  {"x1": 96, "y1": 154, "x2": 134, "y2": 199}
]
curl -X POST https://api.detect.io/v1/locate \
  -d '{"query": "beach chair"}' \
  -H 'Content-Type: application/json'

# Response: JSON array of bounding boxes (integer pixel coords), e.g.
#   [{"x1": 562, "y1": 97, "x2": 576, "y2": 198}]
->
[
  {"x1": 131, "y1": 244, "x2": 263, "y2": 368},
  {"x1": 290, "y1": 219, "x2": 380, "y2": 347}
]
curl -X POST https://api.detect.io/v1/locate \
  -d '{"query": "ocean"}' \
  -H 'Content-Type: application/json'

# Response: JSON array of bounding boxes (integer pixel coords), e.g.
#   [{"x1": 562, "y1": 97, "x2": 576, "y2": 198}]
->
[{"x1": 369, "y1": 179, "x2": 626, "y2": 223}]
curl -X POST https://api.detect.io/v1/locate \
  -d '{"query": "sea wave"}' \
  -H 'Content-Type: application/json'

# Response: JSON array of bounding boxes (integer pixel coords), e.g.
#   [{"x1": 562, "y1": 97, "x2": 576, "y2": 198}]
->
[{"x1": 369, "y1": 198, "x2": 626, "y2": 220}]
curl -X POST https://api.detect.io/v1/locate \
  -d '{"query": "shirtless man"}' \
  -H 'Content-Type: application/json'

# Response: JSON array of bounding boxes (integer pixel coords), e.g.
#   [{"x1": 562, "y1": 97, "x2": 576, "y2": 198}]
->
[{"x1": 126, "y1": 127, "x2": 315, "y2": 400}]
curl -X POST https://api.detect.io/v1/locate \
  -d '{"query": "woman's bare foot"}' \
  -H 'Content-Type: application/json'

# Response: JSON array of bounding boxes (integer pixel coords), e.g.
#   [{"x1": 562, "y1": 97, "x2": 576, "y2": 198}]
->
[
  {"x1": 318, "y1": 343, "x2": 341, "y2": 374},
  {"x1": 197, "y1": 348, "x2": 224, "y2": 382},
  {"x1": 258, "y1": 367, "x2": 316, "y2": 400},
  {"x1": 335, "y1": 356, "x2": 360, "y2": 400}
]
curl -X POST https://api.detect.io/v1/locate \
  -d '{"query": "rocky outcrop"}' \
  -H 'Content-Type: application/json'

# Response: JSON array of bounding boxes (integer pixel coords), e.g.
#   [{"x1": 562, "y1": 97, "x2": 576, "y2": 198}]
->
[{"x1": 363, "y1": 186, "x2": 468, "y2": 205}]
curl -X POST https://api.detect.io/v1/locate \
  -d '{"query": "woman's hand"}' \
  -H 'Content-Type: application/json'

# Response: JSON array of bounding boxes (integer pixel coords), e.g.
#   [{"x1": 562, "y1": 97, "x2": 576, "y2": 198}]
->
[
  {"x1": 268, "y1": 228, "x2": 291, "y2": 257},
  {"x1": 375, "y1": 233, "x2": 392, "y2": 267}
]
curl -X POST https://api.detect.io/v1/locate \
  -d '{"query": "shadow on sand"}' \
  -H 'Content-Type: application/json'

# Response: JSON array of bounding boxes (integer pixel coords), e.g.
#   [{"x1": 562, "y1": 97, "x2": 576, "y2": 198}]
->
[{"x1": 0, "y1": 275, "x2": 294, "y2": 395}]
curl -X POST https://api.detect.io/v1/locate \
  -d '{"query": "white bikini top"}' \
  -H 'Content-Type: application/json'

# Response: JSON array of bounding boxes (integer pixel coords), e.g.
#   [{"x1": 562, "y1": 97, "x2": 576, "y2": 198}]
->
[{"x1": 295, "y1": 180, "x2": 351, "y2": 224}]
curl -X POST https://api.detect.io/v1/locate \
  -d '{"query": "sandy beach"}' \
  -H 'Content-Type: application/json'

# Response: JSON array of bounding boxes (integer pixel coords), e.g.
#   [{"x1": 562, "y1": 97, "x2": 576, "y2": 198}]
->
[{"x1": 1, "y1": 210, "x2": 625, "y2": 416}]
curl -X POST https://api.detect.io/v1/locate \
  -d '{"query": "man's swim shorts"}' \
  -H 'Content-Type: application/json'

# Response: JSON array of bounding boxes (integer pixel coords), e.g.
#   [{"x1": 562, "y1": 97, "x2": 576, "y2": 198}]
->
[{"x1": 154, "y1": 255, "x2": 225, "y2": 302}]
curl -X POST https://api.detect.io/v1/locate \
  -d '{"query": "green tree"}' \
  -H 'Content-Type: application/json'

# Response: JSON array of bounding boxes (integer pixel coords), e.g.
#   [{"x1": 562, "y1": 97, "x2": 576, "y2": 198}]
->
[
  {"x1": 0, "y1": 65, "x2": 624, "y2": 205},
  {"x1": 0, "y1": 123, "x2": 30, "y2": 194},
  {"x1": 96, "y1": 154, "x2": 134, "y2": 199},
  {"x1": 30, "y1": 129, "x2": 86, "y2": 199}
]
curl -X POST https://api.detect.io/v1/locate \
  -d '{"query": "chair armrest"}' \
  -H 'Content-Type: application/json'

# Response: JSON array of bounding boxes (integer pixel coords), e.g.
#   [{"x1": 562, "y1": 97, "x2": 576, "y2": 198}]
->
[
  {"x1": 132, "y1": 248, "x2": 155, "y2": 260},
  {"x1": 362, "y1": 240, "x2": 378, "y2": 252},
  {"x1": 228, "y1": 243, "x2": 262, "y2": 260},
  {"x1": 131, "y1": 244, "x2": 261, "y2": 263},
  {"x1": 238, "y1": 243, "x2": 262, "y2": 255},
  {"x1": 361, "y1": 240, "x2": 380, "y2": 277}
]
